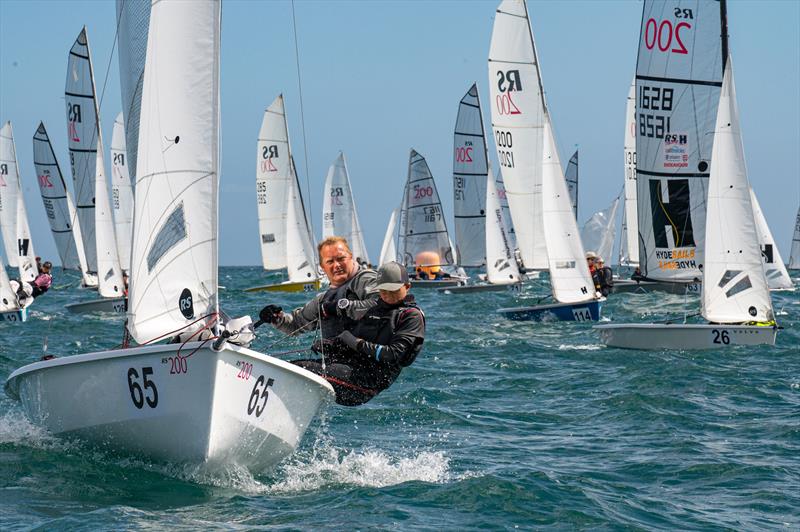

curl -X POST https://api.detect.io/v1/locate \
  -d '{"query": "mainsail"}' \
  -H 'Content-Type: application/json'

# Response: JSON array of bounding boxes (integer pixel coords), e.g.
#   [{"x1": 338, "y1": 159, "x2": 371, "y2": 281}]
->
[
  {"x1": 620, "y1": 78, "x2": 639, "y2": 266},
  {"x1": 541, "y1": 119, "x2": 595, "y2": 304},
  {"x1": 286, "y1": 159, "x2": 318, "y2": 283},
  {"x1": 453, "y1": 83, "x2": 488, "y2": 268},
  {"x1": 581, "y1": 195, "x2": 621, "y2": 264},
  {"x1": 65, "y1": 27, "x2": 101, "y2": 274},
  {"x1": 749, "y1": 188, "x2": 792, "y2": 290},
  {"x1": 129, "y1": 0, "x2": 220, "y2": 341},
  {"x1": 402, "y1": 149, "x2": 455, "y2": 269},
  {"x1": 111, "y1": 112, "x2": 134, "y2": 273},
  {"x1": 701, "y1": 59, "x2": 772, "y2": 324},
  {"x1": 0, "y1": 246, "x2": 20, "y2": 313},
  {"x1": 379, "y1": 206, "x2": 400, "y2": 265},
  {"x1": 565, "y1": 149, "x2": 578, "y2": 219},
  {"x1": 0, "y1": 122, "x2": 37, "y2": 281},
  {"x1": 495, "y1": 169, "x2": 517, "y2": 252},
  {"x1": 635, "y1": 0, "x2": 727, "y2": 281},
  {"x1": 116, "y1": 0, "x2": 151, "y2": 183},
  {"x1": 321, "y1": 151, "x2": 370, "y2": 265},
  {"x1": 485, "y1": 164, "x2": 520, "y2": 285},
  {"x1": 791, "y1": 206, "x2": 800, "y2": 269},
  {"x1": 94, "y1": 145, "x2": 124, "y2": 298},
  {"x1": 32, "y1": 122, "x2": 90, "y2": 278},
  {"x1": 488, "y1": 0, "x2": 548, "y2": 270}
]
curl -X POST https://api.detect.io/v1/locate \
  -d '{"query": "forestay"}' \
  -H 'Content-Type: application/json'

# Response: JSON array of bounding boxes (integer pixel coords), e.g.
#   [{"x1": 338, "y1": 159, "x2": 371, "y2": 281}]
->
[
  {"x1": 116, "y1": 0, "x2": 151, "y2": 183},
  {"x1": 581, "y1": 195, "x2": 620, "y2": 264},
  {"x1": 129, "y1": 0, "x2": 220, "y2": 341},
  {"x1": 749, "y1": 189, "x2": 792, "y2": 290},
  {"x1": 541, "y1": 119, "x2": 594, "y2": 304},
  {"x1": 790, "y1": 206, "x2": 800, "y2": 269},
  {"x1": 256, "y1": 95, "x2": 291, "y2": 271},
  {"x1": 0, "y1": 122, "x2": 37, "y2": 281},
  {"x1": 701, "y1": 59, "x2": 772, "y2": 324},
  {"x1": 402, "y1": 150, "x2": 455, "y2": 268},
  {"x1": 486, "y1": 164, "x2": 520, "y2": 285},
  {"x1": 488, "y1": 0, "x2": 548, "y2": 270},
  {"x1": 620, "y1": 78, "x2": 639, "y2": 266},
  {"x1": 32, "y1": 122, "x2": 90, "y2": 276},
  {"x1": 65, "y1": 27, "x2": 100, "y2": 274},
  {"x1": 111, "y1": 112, "x2": 134, "y2": 273},
  {"x1": 286, "y1": 159, "x2": 318, "y2": 283},
  {"x1": 379, "y1": 206, "x2": 400, "y2": 265},
  {"x1": 453, "y1": 83, "x2": 488, "y2": 268},
  {"x1": 322, "y1": 151, "x2": 370, "y2": 265},
  {"x1": 635, "y1": 0, "x2": 726, "y2": 282},
  {"x1": 565, "y1": 149, "x2": 578, "y2": 219},
  {"x1": 94, "y1": 145, "x2": 124, "y2": 298}
]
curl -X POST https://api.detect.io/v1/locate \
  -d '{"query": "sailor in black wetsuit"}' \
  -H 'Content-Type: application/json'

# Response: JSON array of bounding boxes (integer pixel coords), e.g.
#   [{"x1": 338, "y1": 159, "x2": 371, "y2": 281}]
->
[
  {"x1": 291, "y1": 261, "x2": 426, "y2": 406},
  {"x1": 258, "y1": 236, "x2": 379, "y2": 339}
]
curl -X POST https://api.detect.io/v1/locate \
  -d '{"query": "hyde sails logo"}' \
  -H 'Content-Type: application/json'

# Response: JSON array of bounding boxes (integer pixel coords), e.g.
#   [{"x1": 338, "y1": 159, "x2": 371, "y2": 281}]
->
[{"x1": 495, "y1": 69, "x2": 523, "y2": 116}]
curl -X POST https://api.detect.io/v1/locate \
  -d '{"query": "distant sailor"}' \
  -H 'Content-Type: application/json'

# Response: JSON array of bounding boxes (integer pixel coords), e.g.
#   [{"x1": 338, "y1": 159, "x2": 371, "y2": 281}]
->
[
  {"x1": 30, "y1": 261, "x2": 53, "y2": 298},
  {"x1": 292, "y1": 261, "x2": 426, "y2": 406},
  {"x1": 592, "y1": 257, "x2": 613, "y2": 296},
  {"x1": 257, "y1": 236, "x2": 379, "y2": 338}
]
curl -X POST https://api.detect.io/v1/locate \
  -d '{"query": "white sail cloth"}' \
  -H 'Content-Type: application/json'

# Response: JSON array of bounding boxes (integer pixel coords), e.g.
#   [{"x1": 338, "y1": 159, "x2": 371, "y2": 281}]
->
[
  {"x1": 379, "y1": 207, "x2": 400, "y2": 266},
  {"x1": 791, "y1": 207, "x2": 800, "y2": 269},
  {"x1": 620, "y1": 78, "x2": 638, "y2": 266},
  {"x1": 541, "y1": 119, "x2": 595, "y2": 303},
  {"x1": 701, "y1": 59, "x2": 773, "y2": 324},
  {"x1": 453, "y1": 83, "x2": 488, "y2": 268},
  {"x1": 94, "y1": 145, "x2": 124, "y2": 298},
  {"x1": 635, "y1": 0, "x2": 725, "y2": 282},
  {"x1": 129, "y1": 0, "x2": 220, "y2": 341},
  {"x1": 402, "y1": 149, "x2": 455, "y2": 268},
  {"x1": 65, "y1": 27, "x2": 101, "y2": 273},
  {"x1": 565, "y1": 149, "x2": 578, "y2": 219},
  {"x1": 488, "y1": 0, "x2": 548, "y2": 270},
  {"x1": 485, "y1": 165, "x2": 520, "y2": 285},
  {"x1": 0, "y1": 122, "x2": 37, "y2": 281},
  {"x1": 749, "y1": 189, "x2": 792, "y2": 290},
  {"x1": 321, "y1": 151, "x2": 369, "y2": 265},
  {"x1": 32, "y1": 123, "x2": 89, "y2": 274},
  {"x1": 581, "y1": 196, "x2": 620, "y2": 265},
  {"x1": 0, "y1": 246, "x2": 19, "y2": 312},
  {"x1": 111, "y1": 112, "x2": 135, "y2": 273}
]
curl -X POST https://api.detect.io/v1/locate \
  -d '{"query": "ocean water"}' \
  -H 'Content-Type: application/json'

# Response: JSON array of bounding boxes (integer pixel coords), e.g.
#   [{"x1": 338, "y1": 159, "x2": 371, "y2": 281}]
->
[{"x1": 1, "y1": 267, "x2": 798, "y2": 530}]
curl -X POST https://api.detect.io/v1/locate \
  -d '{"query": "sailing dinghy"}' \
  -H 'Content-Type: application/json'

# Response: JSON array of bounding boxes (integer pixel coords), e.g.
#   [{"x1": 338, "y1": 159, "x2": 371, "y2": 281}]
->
[
  {"x1": 6, "y1": 0, "x2": 334, "y2": 469},
  {"x1": 596, "y1": 59, "x2": 778, "y2": 349},
  {"x1": 321, "y1": 151, "x2": 370, "y2": 266},
  {"x1": 401, "y1": 149, "x2": 466, "y2": 288},
  {"x1": 246, "y1": 95, "x2": 321, "y2": 293},
  {"x1": 0, "y1": 246, "x2": 31, "y2": 322},
  {"x1": 749, "y1": 188, "x2": 793, "y2": 291}
]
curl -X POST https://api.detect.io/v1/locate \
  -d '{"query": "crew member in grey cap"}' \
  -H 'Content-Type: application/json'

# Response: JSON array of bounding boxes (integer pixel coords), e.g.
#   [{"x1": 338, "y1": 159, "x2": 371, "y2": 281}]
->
[{"x1": 291, "y1": 261, "x2": 426, "y2": 406}]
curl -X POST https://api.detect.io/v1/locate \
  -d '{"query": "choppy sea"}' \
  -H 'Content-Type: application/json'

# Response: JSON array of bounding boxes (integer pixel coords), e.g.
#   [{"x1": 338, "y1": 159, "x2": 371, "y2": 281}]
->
[{"x1": 1, "y1": 266, "x2": 798, "y2": 530}]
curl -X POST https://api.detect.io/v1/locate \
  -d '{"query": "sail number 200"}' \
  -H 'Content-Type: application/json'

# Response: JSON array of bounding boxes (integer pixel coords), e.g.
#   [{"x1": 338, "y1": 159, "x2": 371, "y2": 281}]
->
[{"x1": 643, "y1": 18, "x2": 691, "y2": 55}]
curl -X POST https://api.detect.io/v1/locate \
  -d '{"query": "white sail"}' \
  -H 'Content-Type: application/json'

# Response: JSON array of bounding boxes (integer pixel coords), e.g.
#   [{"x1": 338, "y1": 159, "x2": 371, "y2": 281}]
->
[
  {"x1": 116, "y1": 0, "x2": 151, "y2": 183},
  {"x1": 379, "y1": 206, "x2": 399, "y2": 266},
  {"x1": 565, "y1": 149, "x2": 578, "y2": 219},
  {"x1": 488, "y1": 0, "x2": 548, "y2": 270},
  {"x1": 495, "y1": 169, "x2": 517, "y2": 253},
  {"x1": 286, "y1": 160, "x2": 318, "y2": 283},
  {"x1": 402, "y1": 149, "x2": 455, "y2": 268},
  {"x1": 0, "y1": 122, "x2": 37, "y2": 281},
  {"x1": 0, "y1": 246, "x2": 19, "y2": 312},
  {"x1": 749, "y1": 188, "x2": 792, "y2": 290},
  {"x1": 397, "y1": 189, "x2": 408, "y2": 267},
  {"x1": 129, "y1": 0, "x2": 220, "y2": 341},
  {"x1": 635, "y1": 0, "x2": 726, "y2": 282},
  {"x1": 32, "y1": 122, "x2": 89, "y2": 275},
  {"x1": 486, "y1": 164, "x2": 520, "y2": 285},
  {"x1": 791, "y1": 206, "x2": 800, "y2": 269},
  {"x1": 542, "y1": 119, "x2": 595, "y2": 304},
  {"x1": 94, "y1": 144, "x2": 124, "y2": 298},
  {"x1": 620, "y1": 78, "x2": 639, "y2": 266},
  {"x1": 702, "y1": 59, "x2": 772, "y2": 324},
  {"x1": 581, "y1": 196, "x2": 620, "y2": 264},
  {"x1": 256, "y1": 95, "x2": 291, "y2": 271},
  {"x1": 453, "y1": 83, "x2": 487, "y2": 268},
  {"x1": 65, "y1": 27, "x2": 100, "y2": 273},
  {"x1": 321, "y1": 151, "x2": 370, "y2": 264},
  {"x1": 111, "y1": 112, "x2": 134, "y2": 272}
]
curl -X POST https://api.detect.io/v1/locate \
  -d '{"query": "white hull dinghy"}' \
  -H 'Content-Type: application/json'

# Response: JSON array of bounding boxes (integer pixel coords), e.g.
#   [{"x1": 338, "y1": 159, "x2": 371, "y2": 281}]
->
[
  {"x1": 5, "y1": 341, "x2": 333, "y2": 469},
  {"x1": 5, "y1": 0, "x2": 333, "y2": 470},
  {"x1": 597, "y1": 54, "x2": 779, "y2": 350},
  {"x1": 65, "y1": 296, "x2": 127, "y2": 314}
]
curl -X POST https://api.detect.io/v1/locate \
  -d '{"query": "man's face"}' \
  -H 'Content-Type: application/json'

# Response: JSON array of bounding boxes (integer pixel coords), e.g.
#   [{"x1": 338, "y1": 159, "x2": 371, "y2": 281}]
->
[
  {"x1": 379, "y1": 284, "x2": 409, "y2": 305},
  {"x1": 320, "y1": 243, "x2": 355, "y2": 286}
]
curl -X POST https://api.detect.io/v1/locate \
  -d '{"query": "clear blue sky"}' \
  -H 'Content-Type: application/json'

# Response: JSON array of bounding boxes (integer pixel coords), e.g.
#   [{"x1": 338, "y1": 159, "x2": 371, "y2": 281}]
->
[{"x1": 1, "y1": 0, "x2": 798, "y2": 266}]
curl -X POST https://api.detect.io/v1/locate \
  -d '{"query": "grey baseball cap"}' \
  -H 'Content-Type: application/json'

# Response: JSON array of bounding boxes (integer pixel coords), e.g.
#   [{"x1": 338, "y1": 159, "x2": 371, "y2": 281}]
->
[{"x1": 375, "y1": 261, "x2": 410, "y2": 290}]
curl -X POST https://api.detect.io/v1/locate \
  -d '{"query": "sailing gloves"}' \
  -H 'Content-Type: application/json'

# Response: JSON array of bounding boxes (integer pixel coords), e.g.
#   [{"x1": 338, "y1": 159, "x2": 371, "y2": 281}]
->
[
  {"x1": 320, "y1": 298, "x2": 350, "y2": 319},
  {"x1": 336, "y1": 330, "x2": 363, "y2": 351},
  {"x1": 258, "y1": 304, "x2": 283, "y2": 324}
]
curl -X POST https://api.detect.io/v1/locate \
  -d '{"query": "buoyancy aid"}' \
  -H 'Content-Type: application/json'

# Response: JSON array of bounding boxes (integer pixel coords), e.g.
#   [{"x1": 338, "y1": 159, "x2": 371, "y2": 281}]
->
[{"x1": 319, "y1": 268, "x2": 374, "y2": 338}]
